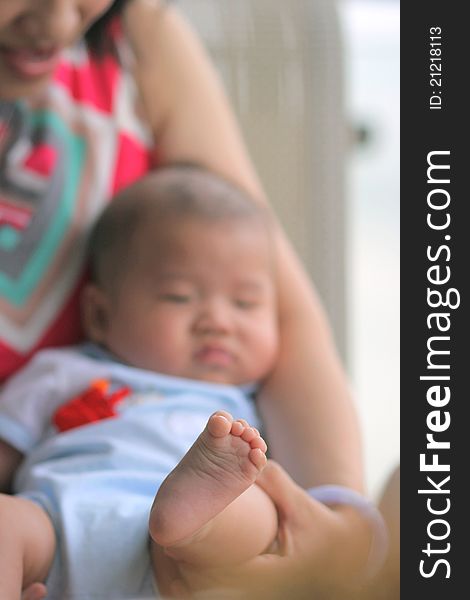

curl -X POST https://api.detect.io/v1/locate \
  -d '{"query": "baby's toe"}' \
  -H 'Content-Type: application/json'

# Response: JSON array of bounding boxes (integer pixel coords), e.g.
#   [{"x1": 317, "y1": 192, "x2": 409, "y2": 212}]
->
[
  {"x1": 207, "y1": 412, "x2": 233, "y2": 437},
  {"x1": 240, "y1": 427, "x2": 258, "y2": 444},
  {"x1": 230, "y1": 420, "x2": 245, "y2": 436},
  {"x1": 250, "y1": 435, "x2": 267, "y2": 453},
  {"x1": 249, "y1": 447, "x2": 267, "y2": 470}
]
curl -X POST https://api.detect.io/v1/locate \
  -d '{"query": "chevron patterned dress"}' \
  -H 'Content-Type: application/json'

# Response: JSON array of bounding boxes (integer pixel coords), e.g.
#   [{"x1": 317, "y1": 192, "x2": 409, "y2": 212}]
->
[{"x1": 0, "y1": 19, "x2": 156, "y2": 381}]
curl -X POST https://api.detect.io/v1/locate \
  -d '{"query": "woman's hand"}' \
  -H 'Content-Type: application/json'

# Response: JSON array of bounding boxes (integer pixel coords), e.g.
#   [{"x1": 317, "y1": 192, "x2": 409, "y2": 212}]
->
[
  {"x1": 168, "y1": 461, "x2": 375, "y2": 599},
  {"x1": 253, "y1": 461, "x2": 374, "y2": 590}
]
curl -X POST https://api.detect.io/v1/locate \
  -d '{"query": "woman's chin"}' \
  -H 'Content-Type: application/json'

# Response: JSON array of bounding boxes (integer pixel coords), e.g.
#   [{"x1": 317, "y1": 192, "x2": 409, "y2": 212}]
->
[{"x1": 0, "y1": 64, "x2": 51, "y2": 100}]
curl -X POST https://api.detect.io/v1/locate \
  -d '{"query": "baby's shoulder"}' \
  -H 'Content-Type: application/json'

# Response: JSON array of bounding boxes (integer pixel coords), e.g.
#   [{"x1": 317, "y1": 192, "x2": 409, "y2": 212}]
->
[{"x1": 5, "y1": 345, "x2": 108, "y2": 394}]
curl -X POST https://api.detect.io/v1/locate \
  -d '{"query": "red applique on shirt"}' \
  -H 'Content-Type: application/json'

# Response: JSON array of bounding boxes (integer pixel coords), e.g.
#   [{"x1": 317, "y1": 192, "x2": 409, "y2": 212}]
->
[{"x1": 53, "y1": 379, "x2": 130, "y2": 432}]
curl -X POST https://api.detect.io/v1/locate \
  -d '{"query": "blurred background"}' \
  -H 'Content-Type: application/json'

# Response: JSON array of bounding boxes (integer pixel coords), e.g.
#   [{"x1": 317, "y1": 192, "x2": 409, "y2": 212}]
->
[
  {"x1": 178, "y1": 0, "x2": 399, "y2": 498},
  {"x1": 340, "y1": 0, "x2": 399, "y2": 498}
]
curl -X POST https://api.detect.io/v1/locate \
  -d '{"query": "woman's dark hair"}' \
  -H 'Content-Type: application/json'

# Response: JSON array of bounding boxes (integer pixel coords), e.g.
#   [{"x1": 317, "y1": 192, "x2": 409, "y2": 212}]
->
[
  {"x1": 85, "y1": 0, "x2": 173, "y2": 56},
  {"x1": 85, "y1": 0, "x2": 130, "y2": 56}
]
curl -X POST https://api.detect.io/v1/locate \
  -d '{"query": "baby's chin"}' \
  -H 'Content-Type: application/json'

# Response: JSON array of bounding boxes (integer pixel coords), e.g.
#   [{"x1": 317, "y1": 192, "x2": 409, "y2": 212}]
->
[
  {"x1": 186, "y1": 372, "x2": 242, "y2": 386},
  {"x1": 111, "y1": 353, "x2": 254, "y2": 386},
  {"x1": 178, "y1": 367, "x2": 253, "y2": 387}
]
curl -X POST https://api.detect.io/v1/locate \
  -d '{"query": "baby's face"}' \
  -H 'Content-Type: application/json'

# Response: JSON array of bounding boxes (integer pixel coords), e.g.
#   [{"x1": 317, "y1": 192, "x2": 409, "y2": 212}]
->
[{"x1": 100, "y1": 217, "x2": 279, "y2": 385}]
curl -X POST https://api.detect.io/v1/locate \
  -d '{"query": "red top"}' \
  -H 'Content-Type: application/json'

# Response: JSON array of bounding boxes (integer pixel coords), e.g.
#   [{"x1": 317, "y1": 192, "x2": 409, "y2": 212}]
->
[{"x1": 0, "y1": 21, "x2": 156, "y2": 381}]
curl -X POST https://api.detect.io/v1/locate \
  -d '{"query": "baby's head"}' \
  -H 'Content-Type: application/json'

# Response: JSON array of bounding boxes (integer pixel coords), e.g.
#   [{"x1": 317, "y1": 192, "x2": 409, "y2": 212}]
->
[{"x1": 83, "y1": 164, "x2": 279, "y2": 385}]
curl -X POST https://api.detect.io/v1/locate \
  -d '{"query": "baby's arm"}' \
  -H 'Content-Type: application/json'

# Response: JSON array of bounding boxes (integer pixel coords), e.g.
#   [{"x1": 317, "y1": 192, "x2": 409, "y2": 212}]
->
[
  {"x1": 0, "y1": 439, "x2": 23, "y2": 493},
  {"x1": 0, "y1": 439, "x2": 55, "y2": 598},
  {"x1": 0, "y1": 494, "x2": 56, "y2": 598},
  {"x1": 149, "y1": 412, "x2": 278, "y2": 571}
]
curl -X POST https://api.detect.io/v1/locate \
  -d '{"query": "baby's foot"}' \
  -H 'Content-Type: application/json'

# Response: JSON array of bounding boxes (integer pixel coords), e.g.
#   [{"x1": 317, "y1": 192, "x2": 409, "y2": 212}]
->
[{"x1": 149, "y1": 411, "x2": 267, "y2": 547}]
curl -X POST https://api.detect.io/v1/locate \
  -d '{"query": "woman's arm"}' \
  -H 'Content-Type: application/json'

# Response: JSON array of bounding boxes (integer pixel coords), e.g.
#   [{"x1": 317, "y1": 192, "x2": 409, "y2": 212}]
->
[
  {"x1": 123, "y1": 0, "x2": 264, "y2": 197},
  {"x1": 123, "y1": 0, "x2": 363, "y2": 491},
  {"x1": 258, "y1": 227, "x2": 363, "y2": 489}
]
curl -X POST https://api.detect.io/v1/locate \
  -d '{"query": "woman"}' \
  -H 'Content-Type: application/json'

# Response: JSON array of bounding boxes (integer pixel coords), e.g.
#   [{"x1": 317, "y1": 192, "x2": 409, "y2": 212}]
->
[{"x1": 0, "y1": 0, "x2": 377, "y2": 597}]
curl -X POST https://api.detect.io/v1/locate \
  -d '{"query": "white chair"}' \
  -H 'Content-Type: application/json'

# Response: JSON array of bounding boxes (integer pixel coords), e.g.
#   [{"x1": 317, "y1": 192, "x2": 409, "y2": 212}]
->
[{"x1": 178, "y1": 0, "x2": 348, "y2": 358}]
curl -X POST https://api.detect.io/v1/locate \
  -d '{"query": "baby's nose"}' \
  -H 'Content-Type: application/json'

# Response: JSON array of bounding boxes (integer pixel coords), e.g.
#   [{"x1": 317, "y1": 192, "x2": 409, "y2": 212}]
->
[{"x1": 195, "y1": 300, "x2": 233, "y2": 334}]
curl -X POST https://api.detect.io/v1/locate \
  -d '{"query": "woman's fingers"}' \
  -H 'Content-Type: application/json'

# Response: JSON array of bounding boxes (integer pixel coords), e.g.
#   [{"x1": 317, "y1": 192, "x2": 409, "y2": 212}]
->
[
  {"x1": 22, "y1": 583, "x2": 48, "y2": 600},
  {"x1": 255, "y1": 460, "x2": 305, "y2": 519},
  {"x1": 256, "y1": 460, "x2": 328, "y2": 524}
]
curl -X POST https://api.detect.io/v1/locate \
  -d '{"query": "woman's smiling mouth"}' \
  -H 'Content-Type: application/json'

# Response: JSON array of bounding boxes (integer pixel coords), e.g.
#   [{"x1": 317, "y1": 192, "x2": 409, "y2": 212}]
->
[{"x1": 0, "y1": 45, "x2": 61, "y2": 79}]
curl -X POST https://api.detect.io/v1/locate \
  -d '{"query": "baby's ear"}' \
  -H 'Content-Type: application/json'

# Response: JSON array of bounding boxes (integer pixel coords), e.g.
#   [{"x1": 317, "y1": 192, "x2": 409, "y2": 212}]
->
[{"x1": 81, "y1": 283, "x2": 110, "y2": 344}]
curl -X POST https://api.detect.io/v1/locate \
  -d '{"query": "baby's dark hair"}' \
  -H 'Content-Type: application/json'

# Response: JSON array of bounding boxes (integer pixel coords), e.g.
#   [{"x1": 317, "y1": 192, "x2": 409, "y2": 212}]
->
[{"x1": 87, "y1": 163, "x2": 270, "y2": 290}]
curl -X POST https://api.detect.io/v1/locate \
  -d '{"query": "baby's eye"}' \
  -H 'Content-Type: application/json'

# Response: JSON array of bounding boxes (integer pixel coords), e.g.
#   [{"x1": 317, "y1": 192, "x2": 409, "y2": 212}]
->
[
  {"x1": 234, "y1": 298, "x2": 258, "y2": 310},
  {"x1": 159, "y1": 294, "x2": 192, "y2": 303}
]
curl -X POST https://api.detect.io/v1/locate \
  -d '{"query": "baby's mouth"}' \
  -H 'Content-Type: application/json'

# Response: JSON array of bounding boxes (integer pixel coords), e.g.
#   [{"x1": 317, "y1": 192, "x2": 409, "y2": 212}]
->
[
  {"x1": 195, "y1": 346, "x2": 234, "y2": 368},
  {"x1": 0, "y1": 45, "x2": 61, "y2": 79}
]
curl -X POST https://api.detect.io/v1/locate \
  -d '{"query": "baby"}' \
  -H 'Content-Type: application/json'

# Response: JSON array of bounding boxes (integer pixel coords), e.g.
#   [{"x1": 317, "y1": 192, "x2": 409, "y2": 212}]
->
[{"x1": 0, "y1": 165, "x2": 280, "y2": 599}]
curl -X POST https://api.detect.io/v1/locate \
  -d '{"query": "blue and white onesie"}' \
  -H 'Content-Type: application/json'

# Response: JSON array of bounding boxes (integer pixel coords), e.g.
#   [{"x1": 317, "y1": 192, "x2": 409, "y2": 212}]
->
[{"x1": 0, "y1": 344, "x2": 259, "y2": 599}]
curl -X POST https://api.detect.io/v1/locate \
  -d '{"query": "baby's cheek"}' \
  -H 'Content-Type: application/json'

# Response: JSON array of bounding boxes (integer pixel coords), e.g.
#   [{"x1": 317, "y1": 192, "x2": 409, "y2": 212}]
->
[
  {"x1": 261, "y1": 333, "x2": 280, "y2": 373},
  {"x1": 246, "y1": 324, "x2": 279, "y2": 378},
  {"x1": 147, "y1": 331, "x2": 189, "y2": 374}
]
